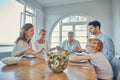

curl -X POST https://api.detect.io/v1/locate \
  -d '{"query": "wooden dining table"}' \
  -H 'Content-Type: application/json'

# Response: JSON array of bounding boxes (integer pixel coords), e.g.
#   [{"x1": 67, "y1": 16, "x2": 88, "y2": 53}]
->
[{"x1": 0, "y1": 58, "x2": 97, "y2": 80}]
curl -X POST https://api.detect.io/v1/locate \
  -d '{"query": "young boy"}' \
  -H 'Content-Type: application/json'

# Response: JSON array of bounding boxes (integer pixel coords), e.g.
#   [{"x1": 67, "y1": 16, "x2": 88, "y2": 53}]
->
[{"x1": 69, "y1": 38, "x2": 113, "y2": 80}]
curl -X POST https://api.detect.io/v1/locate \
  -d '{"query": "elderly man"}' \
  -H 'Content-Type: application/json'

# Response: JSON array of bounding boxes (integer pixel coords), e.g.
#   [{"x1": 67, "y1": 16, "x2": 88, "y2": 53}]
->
[
  {"x1": 88, "y1": 20, "x2": 115, "y2": 62},
  {"x1": 56, "y1": 31, "x2": 81, "y2": 53}
]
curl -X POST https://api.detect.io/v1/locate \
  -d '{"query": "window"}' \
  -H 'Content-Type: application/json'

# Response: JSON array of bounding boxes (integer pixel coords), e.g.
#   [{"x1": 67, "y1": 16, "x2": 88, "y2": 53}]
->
[
  {"x1": 21, "y1": 5, "x2": 35, "y2": 27},
  {"x1": 51, "y1": 23, "x2": 60, "y2": 47},
  {"x1": 0, "y1": 0, "x2": 23, "y2": 44},
  {"x1": 0, "y1": 0, "x2": 36, "y2": 52},
  {"x1": 62, "y1": 25, "x2": 72, "y2": 42},
  {"x1": 51, "y1": 16, "x2": 93, "y2": 48}
]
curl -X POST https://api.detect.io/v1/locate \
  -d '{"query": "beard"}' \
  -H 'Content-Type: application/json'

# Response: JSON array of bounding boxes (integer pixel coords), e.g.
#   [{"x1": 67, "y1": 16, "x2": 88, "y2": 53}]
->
[{"x1": 90, "y1": 30, "x2": 97, "y2": 35}]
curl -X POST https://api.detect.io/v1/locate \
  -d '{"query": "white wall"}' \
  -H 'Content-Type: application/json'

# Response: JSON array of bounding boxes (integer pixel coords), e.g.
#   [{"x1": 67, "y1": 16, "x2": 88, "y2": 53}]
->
[
  {"x1": 21, "y1": 0, "x2": 45, "y2": 40},
  {"x1": 21, "y1": 0, "x2": 43, "y2": 11},
  {"x1": 24, "y1": 0, "x2": 120, "y2": 56},
  {"x1": 34, "y1": 9, "x2": 44, "y2": 40},
  {"x1": 112, "y1": 0, "x2": 120, "y2": 55},
  {"x1": 0, "y1": 0, "x2": 44, "y2": 57},
  {"x1": 44, "y1": 0, "x2": 113, "y2": 46}
]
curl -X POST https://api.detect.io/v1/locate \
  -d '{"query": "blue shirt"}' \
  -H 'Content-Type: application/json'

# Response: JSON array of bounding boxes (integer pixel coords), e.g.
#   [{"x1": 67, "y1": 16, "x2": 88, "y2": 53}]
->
[
  {"x1": 61, "y1": 40, "x2": 81, "y2": 53},
  {"x1": 97, "y1": 33, "x2": 115, "y2": 61}
]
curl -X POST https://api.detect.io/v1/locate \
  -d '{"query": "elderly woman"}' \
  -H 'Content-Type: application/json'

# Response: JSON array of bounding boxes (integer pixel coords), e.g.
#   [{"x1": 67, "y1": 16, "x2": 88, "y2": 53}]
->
[{"x1": 11, "y1": 23, "x2": 44, "y2": 60}]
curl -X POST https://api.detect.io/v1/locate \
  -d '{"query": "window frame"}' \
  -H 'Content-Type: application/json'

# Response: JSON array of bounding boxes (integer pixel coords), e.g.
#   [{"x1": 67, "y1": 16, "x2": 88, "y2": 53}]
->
[
  {"x1": 0, "y1": 0, "x2": 36, "y2": 53},
  {"x1": 50, "y1": 15, "x2": 92, "y2": 48}
]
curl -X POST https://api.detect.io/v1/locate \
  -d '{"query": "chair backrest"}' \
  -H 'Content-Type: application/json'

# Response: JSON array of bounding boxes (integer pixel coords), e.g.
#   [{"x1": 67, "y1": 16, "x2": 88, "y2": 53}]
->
[
  {"x1": 117, "y1": 73, "x2": 120, "y2": 80},
  {"x1": 111, "y1": 58, "x2": 120, "y2": 80}
]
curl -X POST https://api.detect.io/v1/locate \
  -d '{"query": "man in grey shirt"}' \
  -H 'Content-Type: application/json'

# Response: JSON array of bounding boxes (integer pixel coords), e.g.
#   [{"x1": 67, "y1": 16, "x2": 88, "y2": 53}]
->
[{"x1": 56, "y1": 31, "x2": 81, "y2": 53}]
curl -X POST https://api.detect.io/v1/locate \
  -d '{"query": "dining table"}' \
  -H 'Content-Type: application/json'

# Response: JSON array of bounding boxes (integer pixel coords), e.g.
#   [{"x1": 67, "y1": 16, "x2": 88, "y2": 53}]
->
[{"x1": 0, "y1": 58, "x2": 97, "y2": 80}]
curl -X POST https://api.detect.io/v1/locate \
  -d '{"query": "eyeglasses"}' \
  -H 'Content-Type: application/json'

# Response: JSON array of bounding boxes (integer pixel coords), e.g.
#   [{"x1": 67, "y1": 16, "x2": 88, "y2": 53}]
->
[{"x1": 86, "y1": 45, "x2": 94, "y2": 48}]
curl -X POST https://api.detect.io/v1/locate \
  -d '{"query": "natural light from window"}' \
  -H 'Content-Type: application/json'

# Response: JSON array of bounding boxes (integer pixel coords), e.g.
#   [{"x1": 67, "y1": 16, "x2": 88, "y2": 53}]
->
[
  {"x1": 0, "y1": 0, "x2": 23, "y2": 44},
  {"x1": 51, "y1": 16, "x2": 92, "y2": 48}
]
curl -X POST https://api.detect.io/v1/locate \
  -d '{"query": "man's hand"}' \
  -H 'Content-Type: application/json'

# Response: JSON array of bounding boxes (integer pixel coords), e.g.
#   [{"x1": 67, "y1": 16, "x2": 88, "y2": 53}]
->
[
  {"x1": 75, "y1": 46, "x2": 85, "y2": 53},
  {"x1": 69, "y1": 55, "x2": 77, "y2": 61},
  {"x1": 75, "y1": 46, "x2": 82, "y2": 52},
  {"x1": 56, "y1": 46, "x2": 63, "y2": 51}
]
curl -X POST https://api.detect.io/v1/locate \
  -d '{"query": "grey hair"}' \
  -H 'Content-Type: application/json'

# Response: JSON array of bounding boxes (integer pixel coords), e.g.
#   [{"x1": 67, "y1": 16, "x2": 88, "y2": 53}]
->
[
  {"x1": 39, "y1": 29, "x2": 46, "y2": 34},
  {"x1": 68, "y1": 31, "x2": 74, "y2": 35}
]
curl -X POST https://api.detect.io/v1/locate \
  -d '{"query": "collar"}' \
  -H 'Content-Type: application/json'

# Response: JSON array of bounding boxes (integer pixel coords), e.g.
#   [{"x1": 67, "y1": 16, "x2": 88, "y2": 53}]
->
[
  {"x1": 97, "y1": 33, "x2": 103, "y2": 38},
  {"x1": 68, "y1": 39, "x2": 75, "y2": 44}
]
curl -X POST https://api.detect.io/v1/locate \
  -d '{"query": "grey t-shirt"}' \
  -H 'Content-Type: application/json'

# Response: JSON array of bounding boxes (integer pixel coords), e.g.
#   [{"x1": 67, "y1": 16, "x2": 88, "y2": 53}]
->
[
  {"x1": 11, "y1": 40, "x2": 31, "y2": 57},
  {"x1": 89, "y1": 52, "x2": 114, "y2": 79}
]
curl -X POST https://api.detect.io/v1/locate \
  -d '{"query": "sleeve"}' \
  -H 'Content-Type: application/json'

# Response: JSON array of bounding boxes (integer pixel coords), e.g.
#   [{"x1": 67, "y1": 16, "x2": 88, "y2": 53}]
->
[
  {"x1": 103, "y1": 38, "x2": 115, "y2": 61},
  {"x1": 11, "y1": 40, "x2": 30, "y2": 57},
  {"x1": 88, "y1": 54, "x2": 97, "y2": 65},
  {"x1": 45, "y1": 40, "x2": 49, "y2": 50},
  {"x1": 32, "y1": 41, "x2": 39, "y2": 52},
  {"x1": 89, "y1": 54, "x2": 95, "y2": 60},
  {"x1": 76, "y1": 40, "x2": 81, "y2": 48},
  {"x1": 72, "y1": 40, "x2": 81, "y2": 52}
]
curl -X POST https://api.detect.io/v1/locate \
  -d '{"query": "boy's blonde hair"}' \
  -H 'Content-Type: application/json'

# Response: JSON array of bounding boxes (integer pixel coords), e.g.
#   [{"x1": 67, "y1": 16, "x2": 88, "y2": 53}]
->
[{"x1": 88, "y1": 38, "x2": 103, "y2": 52}]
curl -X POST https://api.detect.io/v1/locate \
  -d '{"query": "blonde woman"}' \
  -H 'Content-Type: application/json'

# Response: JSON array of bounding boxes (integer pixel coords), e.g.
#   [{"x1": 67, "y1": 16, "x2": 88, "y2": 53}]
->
[
  {"x1": 33, "y1": 29, "x2": 55, "y2": 54},
  {"x1": 11, "y1": 23, "x2": 45, "y2": 61}
]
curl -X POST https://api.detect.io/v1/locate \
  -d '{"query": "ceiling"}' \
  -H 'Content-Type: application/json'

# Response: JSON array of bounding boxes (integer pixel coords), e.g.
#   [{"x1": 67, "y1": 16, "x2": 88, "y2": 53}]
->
[{"x1": 36, "y1": 0, "x2": 94, "y2": 7}]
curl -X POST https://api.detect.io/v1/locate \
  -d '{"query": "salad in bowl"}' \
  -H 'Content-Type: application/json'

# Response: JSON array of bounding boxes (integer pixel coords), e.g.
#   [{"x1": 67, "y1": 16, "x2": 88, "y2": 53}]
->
[{"x1": 48, "y1": 51, "x2": 69, "y2": 73}]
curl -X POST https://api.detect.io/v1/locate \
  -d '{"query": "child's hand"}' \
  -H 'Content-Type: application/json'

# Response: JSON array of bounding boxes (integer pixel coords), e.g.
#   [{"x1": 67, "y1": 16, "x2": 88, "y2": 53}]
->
[
  {"x1": 69, "y1": 55, "x2": 77, "y2": 61},
  {"x1": 56, "y1": 46, "x2": 62, "y2": 51},
  {"x1": 75, "y1": 46, "x2": 82, "y2": 53}
]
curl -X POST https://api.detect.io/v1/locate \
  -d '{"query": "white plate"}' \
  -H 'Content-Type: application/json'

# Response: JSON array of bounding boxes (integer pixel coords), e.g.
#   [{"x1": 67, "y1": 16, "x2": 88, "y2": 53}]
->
[
  {"x1": 2, "y1": 57, "x2": 21, "y2": 65},
  {"x1": 23, "y1": 54, "x2": 35, "y2": 58},
  {"x1": 69, "y1": 60, "x2": 88, "y2": 63},
  {"x1": 69, "y1": 61, "x2": 89, "y2": 66},
  {"x1": 75, "y1": 52, "x2": 87, "y2": 56}
]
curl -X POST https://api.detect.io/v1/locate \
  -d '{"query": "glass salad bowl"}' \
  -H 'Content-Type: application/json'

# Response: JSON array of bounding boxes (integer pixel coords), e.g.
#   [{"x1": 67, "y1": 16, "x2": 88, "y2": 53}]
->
[{"x1": 48, "y1": 51, "x2": 69, "y2": 73}]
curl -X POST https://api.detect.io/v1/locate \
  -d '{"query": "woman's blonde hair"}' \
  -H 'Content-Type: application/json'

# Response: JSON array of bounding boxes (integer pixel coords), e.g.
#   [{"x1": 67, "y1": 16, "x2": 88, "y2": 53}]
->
[
  {"x1": 39, "y1": 29, "x2": 46, "y2": 34},
  {"x1": 88, "y1": 38, "x2": 103, "y2": 52},
  {"x1": 16, "y1": 23, "x2": 34, "y2": 43}
]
